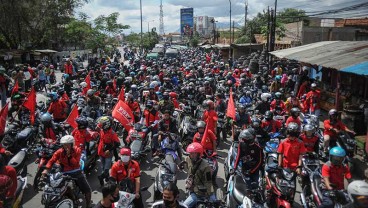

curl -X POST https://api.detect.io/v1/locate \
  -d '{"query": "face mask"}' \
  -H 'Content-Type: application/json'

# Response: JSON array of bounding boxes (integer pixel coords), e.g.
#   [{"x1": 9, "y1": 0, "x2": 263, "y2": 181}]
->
[
  {"x1": 163, "y1": 199, "x2": 175, "y2": 207},
  {"x1": 289, "y1": 131, "x2": 299, "y2": 138},
  {"x1": 111, "y1": 194, "x2": 120, "y2": 203},
  {"x1": 121, "y1": 156, "x2": 130, "y2": 163}
]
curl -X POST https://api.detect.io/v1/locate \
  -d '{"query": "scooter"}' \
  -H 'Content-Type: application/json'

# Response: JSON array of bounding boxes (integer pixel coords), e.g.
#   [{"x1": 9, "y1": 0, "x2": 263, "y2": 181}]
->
[
  {"x1": 128, "y1": 123, "x2": 151, "y2": 163},
  {"x1": 224, "y1": 141, "x2": 238, "y2": 180},
  {"x1": 1, "y1": 125, "x2": 38, "y2": 154},
  {"x1": 8, "y1": 148, "x2": 28, "y2": 208},
  {"x1": 80, "y1": 129, "x2": 100, "y2": 174},
  {"x1": 179, "y1": 113, "x2": 197, "y2": 154}
]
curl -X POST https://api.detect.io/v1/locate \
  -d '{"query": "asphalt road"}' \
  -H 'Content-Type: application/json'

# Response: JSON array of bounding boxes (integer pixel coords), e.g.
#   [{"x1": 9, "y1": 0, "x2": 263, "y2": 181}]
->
[{"x1": 22, "y1": 50, "x2": 304, "y2": 208}]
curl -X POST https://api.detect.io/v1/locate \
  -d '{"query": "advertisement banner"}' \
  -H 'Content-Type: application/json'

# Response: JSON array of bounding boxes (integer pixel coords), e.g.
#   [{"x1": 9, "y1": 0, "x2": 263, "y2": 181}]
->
[{"x1": 180, "y1": 8, "x2": 194, "y2": 36}]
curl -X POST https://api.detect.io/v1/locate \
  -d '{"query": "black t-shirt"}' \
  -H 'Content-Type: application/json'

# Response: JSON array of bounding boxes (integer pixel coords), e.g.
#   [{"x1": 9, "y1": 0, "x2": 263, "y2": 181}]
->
[{"x1": 93, "y1": 201, "x2": 113, "y2": 208}]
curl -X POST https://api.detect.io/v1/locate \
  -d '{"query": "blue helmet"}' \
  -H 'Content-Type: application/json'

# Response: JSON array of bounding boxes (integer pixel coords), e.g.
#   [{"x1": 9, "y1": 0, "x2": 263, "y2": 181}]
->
[
  {"x1": 329, "y1": 147, "x2": 346, "y2": 157},
  {"x1": 275, "y1": 75, "x2": 282, "y2": 81},
  {"x1": 48, "y1": 92, "x2": 59, "y2": 101},
  {"x1": 63, "y1": 74, "x2": 69, "y2": 80}
]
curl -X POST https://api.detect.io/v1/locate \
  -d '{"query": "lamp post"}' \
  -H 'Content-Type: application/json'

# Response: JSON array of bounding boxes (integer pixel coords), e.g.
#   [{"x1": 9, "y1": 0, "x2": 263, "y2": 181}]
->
[
  {"x1": 140, "y1": 0, "x2": 143, "y2": 54},
  {"x1": 147, "y1": 20, "x2": 154, "y2": 42},
  {"x1": 229, "y1": 0, "x2": 232, "y2": 44}
]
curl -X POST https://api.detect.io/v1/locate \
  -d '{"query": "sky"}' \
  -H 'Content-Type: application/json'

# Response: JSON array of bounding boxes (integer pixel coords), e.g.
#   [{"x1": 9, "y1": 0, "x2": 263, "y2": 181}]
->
[{"x1": 77, "y1": 0, "x2": 367, "y2": 34}]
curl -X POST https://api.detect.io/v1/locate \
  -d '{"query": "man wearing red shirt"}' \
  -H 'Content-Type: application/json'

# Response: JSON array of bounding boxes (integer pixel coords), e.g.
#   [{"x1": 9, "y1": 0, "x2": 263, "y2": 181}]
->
[
  {"x1": 270, "y1": 92, "x2": 286, "y2": 115},
  {"x1": 323, "y1": 109, "x2": 355, "y2": 153},
  {"x1": 285, "y1": 107, "x2": 302, "y2": 128},
  {"x1": 48, "y1": 92, "x2": 68, "y2": 123},
  {"x1": 261, "y1": 111, "x2": 282, "y2": 133},
  {"x1": 97, "y1": 116, "x2": 120, "y2": 187},
  {"x1": 72, "y1": 117, "x2": 93, "y2": 151},
  {"x1": 278, "y1": 122, "x2": 306, "y2": 174},
  {"x1": 110, "y1": 148, "x2": 143, "y2": 208},
  {"x1": 0, "y1": 155, "x2": 17, "y2": 208},
  {"x1": 125, "y1": 94, "x2": 141, "y2": 123},
  {"x1": 192, "y1": 121, "x2": 217, "y2": 155},
  {"x1": 299, "y1": 124, "x2": 319, "y2": 153},
  {"x1": 305, "y1": 83, "x2": 321, "y2": 117},
  {"x1": 202, "y1": 100, "x2": 218, "y2": 135},
  {"x1": 43, "y1": 135, "x2": 92, "y2": 207},
  {"x1": 320, "y1": 147, "x2": 351, "y2": 208},
  {"x1": 64, "y1": 59, "x2": 73, "y2": 76}
]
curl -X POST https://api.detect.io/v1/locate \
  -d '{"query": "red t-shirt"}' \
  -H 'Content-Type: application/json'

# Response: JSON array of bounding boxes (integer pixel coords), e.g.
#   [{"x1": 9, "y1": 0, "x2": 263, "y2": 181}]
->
[
  {"x1": 323, "y1": 120, "x2": 346, "y2": 137},
  {"x1": 48, "y1": 100, "x2": 67, "y2": 120},
  {"x1": 143, "y1": 109, "x2": 159, "y2": 127},
  {"x1": 261, "y1": 120, "x2": 282, "y2": 133},
  {"x1": 44, "y1": 127, "x2": 57, "y2": 141},
  {"x1": 98, "y1": 129, "x2": 120, "y2": 157},
  {"x1": 277, "y1": 138, "x2": 306, "y2": 170},
  {"x1": 202, "y1": 110, "x2": 218, "y2": 133},
  {"x1": 322, "y1": 162, "x2": 351, "y2": 190},
  {"x1": 46, "y1": 147, "x2": 82, "y2": 171},
  {"x1": 72, "y1": 129, "x2": 93, "y2": 150},
  {"x1": 1, "y1": 166, "x2": 17, "y2": 198},
  {"x1": 110, "y1": 160, "x2": 141, "y2": 183},
  {"x1": 299, "y1": 133, "x2": 319, "y2": 152},
  {"x1": 193, "y1": 130, "x2": 216, "y2": 151},
  {"x1": 285, "y1": 116, "x2": 301, "y2": 127}
]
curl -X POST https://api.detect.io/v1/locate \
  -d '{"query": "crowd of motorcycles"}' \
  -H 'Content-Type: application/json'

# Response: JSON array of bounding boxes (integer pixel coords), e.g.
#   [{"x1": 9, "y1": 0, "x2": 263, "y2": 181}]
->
[{"x1": 0, "y1": 47, "x2": 361, "y2": 208}]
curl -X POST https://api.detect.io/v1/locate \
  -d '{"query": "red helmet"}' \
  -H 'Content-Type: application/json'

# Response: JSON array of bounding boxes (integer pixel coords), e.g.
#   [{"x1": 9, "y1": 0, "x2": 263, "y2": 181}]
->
[
  {"x1": 186, "y1": 143, "x2": 204, "y2": 155},
  {"x1": 120, "y1": 148, "x2": 131, "y2": 156},
  {"x1": 169, "y1": 92, "x2": 177, "y2": 98}
]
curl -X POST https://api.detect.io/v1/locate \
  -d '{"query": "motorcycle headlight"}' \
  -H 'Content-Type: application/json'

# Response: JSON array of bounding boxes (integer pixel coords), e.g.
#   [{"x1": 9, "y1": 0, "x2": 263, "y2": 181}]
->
[
  {"x1": 282, "y1": 169, "x2": 295, "y2": 181},
  {"x1": 161, "y1": 173, "x2": 175, "y2": 182}
]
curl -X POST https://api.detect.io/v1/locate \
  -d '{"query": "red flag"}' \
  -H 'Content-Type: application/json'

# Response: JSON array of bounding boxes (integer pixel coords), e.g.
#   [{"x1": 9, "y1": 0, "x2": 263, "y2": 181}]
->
[
  {"x1": 200, "y1": 123, "x2": 209, "y2": 147},
  {"x1": 23, "y1": 87, "x2": 36, "y2": 125},
  {"x1": 118, "y1": 87, "x2": 125, "y2": 101},
  {"x1": 112, "y1": 100, "x2": 133, "y2": 131},
  {"x1": 0, "y1": 102, "x2": 9, "y2": 135},
  {"x1": 65, "y1": 105, "x2": 79, "y2": 129},
  {"x1": 83, "y1": 71, "x2": 91, "y2": 95},
  {"x1": 11, "y1": 81, "x2": 19, "y2": 96},
  {"x1": 113, "y1": 78, "x2": 117, "y2": 91},
  {"x1": 226, "y1": 88, "x2": 236, "y2": 120}
]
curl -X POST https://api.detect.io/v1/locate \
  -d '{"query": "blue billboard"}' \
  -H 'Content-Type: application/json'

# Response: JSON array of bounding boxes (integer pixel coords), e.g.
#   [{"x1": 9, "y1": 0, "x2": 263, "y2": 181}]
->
[{"x1": 180, "y1": 8, "x2": 194, "y2": 36}]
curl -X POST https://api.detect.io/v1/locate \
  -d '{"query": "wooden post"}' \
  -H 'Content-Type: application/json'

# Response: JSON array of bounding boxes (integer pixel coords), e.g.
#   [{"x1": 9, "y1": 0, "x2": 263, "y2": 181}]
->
[{"x1": 335, "y1": 71, "x2": 341, "y2": 110}]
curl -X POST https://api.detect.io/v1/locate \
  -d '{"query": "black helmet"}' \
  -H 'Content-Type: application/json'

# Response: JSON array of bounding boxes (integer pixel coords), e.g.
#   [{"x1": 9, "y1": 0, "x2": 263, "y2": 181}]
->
[
  {"x1": 303, "y1": 124, "x2": 315, "y2": 138},
  {"x1": 251, "y1": 117, "x2": 261, "y2": 128},
  {"x1": 264, "y1": 111, "x2": 273, "y2": 121},
  {"x1": 290, "y1": 107, "x2": 300, "y2": 118},
  {"x1": 275, "y1": 92, "x2": 282, "y2": 99},
  {"x1": 76, "y1": 117, "x2": 88, "y2": 129},
  {"x1": 287, "y1": 122, "x2": 300, "y2": 137},
  {"x1": 238, "y1": 129, "x2": 255, "y2": 142},
  {"x1": 40, "y1": 113, "x2": 53, "y2": 124},
  {"x1": 163, "y1": 92, "x2": 169, "y2": 100}
]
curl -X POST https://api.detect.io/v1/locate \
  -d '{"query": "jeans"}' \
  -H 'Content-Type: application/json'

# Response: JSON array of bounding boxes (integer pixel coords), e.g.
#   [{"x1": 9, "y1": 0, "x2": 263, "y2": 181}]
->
[
  {"x1": 99, "y1": 156, "x2": 112, "y2": 179},
  {"x1": 0, "y1": 86, "x2": 6, "y2": 108},
  {"x1": 184, "y1": 192, "x2": 216, "y2": 208}
]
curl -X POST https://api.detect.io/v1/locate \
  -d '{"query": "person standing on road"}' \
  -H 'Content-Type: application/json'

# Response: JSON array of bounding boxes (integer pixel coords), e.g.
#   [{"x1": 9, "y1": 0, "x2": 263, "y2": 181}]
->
[
  {"x1": 152, "y1": 183, "x2": 188, "y2": 208},
  {"x1": 0, "y1": 67, "x2": 11, "y2": 108}
]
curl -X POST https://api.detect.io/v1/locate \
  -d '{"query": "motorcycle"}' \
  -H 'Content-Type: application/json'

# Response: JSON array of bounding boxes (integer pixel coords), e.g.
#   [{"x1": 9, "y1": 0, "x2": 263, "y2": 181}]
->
[
  {"x1": 153, "y1": 133, "x2": 180, "y2": 200},
  {"x1": 41, "y1": 167, "x2": 81, "y2": 208},
  {"x1": 179, "y1": 114, "x2": 197, "y2": 154},
  {"x1": 1, "y1": 125, "x2": 38, "y2": 154},
  {"x1": 226, "y1": 169, "x2": 265, "y2": 208},
  {"x1": 128, "y1": 123, "x2": 151, "y2": 162},
  {"x1": 7, "y1": 148, "x2": 28, "y2": 208},
  {"x1": 33, "y1": 138, "x2": 61, "y2": 191},
  {"x1": 113, "y1": 179, "x2": 149, "y2": 208},
  {"x1": 216, "y1": 112, "x2": 227, "y2": 145},
  {"x1": 318, "y1": 131, "x2": 356, "y2": 163},
  {"x1": 224, "y1": 141, "x2": 238, "y2": 180},
  {"x1": 80, "y1": 129, "x2": 100, "y2": 174}
]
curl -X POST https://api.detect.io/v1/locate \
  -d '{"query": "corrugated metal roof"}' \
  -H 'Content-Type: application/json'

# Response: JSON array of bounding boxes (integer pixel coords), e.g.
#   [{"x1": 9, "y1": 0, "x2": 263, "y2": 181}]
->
[{"x1": 269, "y1": 41, "x2": 368, "y2": 75}]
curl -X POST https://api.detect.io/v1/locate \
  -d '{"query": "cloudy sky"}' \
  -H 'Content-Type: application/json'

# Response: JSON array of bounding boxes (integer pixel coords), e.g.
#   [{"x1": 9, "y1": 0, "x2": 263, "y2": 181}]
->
[{"x1": 77, "y1": 0, "x2": 367, "y2": 33}]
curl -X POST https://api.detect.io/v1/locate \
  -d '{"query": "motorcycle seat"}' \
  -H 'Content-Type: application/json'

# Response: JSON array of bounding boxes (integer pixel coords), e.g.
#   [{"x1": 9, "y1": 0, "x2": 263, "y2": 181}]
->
[
  {"x1": 8, "y1": 150, "x2": 26, "y2": 172},
  {"x1": 17, "y1": 127, "x2": 33, "y2": 141},
  {"x1": 233, "y1": 175, "x2": 248, "y2": 204},
  {"x1": 130, "y1": 139, "x2": 142, "y2": 152}
]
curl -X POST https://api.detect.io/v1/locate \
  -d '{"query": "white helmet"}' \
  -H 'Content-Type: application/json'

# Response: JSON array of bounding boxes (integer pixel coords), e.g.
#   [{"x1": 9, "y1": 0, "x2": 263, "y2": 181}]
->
[
  {"x1": 80, "y1": 82, "x2": 87, "y2": 88},
  {"x1": 348, "y1": 180, "x2": 368, "y2": 207},
  {"x1": 60, "y1": 135, "x2": 75, "y2": 145},
  {"x1": 261, "y1": 93, "x2": 271, "y2": 102}
]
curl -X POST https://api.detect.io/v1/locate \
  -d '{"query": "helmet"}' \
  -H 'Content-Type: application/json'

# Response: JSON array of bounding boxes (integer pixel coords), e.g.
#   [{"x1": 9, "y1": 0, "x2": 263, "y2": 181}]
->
[
  {"x1": 290, "y1": 107, "x2": 300, "y2": 117},
  {"x1": 329, "y1": 109, "x2": 338, "y2": 117},
  {"x1": 131, "y1": 84, "x2": 137, "y2": 90},
  {"x1": 287, "y1": 122, "x2": 300, "y2": 137},
  {"x1": 107, "y1": 80, "x2": 113, "y2": 86},
  {"x1": 169, "y1": 92, "x2": 177, "y2": 98},
  {"x1": 120, "y1": 148, "x2": 131, "y2": 156},
  {"x1": 238, "y1": 104, "x2": 246, "y2": 111},
  {"x1": 311, "y1": 83, "x2": 317, "y2": 89},
  {"x1": 206, "y1": 100, "x2": 214, "y2": 109},
  {"x1": 196, "y1": 121, "x2": 206, "y2": 129},
  {"x1": 251, "y1": 117, "x2": 261, "y2": 128},
  {"x1": 80, "y1": 82, "x2": 87, "y2": 88},
  {"x1": 60, "y1": 135, "x2": 75, "y2": 145},
  {"x1": 329, "y1": 147, "x2": 346, "y2": 166},
  {"x1": 261, "y1": 93, "x2": 271, "y2": 102},
  {"x1": 227, "y1": 80, "x2": 232, "y2": 86},
  {"x1": 48, "y1": 92, "x2": 58, "y2": 101},
  {"x1": 87, "y1": 89, "x2": 95, "y2": 97},
  {"x1": 348, "y1": 180, "x2": 368, "y2": 208},
  {"x1": 264, "y1": 111, "x2": 273, "y2": 121},
  {"x1": 163, "y1": 92, "x2": 169, "y2": 100},
  {"x1": 99, "y1": 116, "x2": 112, "y2": 130},
  {"x1": 76, "y1": 117, "x2": 88, "y2": 129},
  {"x1": 275, "y1": 92, "x2": 282, "y2": 99},
  {"x1": 303, "y1": 124, "x2": 315, "y2": 137},
  {"x1": 238, "y1": 129, "x2": 255, "y2": 142},
  {"x1": 186, "y1": 142, "x2": 204, "y2": 155},
  {"x1": 275, "y1": 75, "x2": 281, "y2": 81},
  {"x1": 41, "y1": 113, "x2": 52, "y2": 123},
  {"x1": 204, "y1": 81, "x2": 209, "y2": 86}
]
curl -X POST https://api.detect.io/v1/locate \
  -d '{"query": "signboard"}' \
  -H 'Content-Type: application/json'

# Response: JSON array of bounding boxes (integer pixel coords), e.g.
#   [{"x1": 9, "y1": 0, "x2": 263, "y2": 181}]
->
[{"x1": 180, "y1": 8, "x2": 194, "y2": 36}]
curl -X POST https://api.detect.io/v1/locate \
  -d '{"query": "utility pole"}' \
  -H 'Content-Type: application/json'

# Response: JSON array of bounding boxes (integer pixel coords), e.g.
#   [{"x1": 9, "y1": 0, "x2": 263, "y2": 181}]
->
[
  {"x1": 140, "y1": 0, "x2": 143, "y2": 54},
  {"x1": 232, "y1": 21, "x2": 235, "y2": 44},
  {"x1": 266, "y1": 6, "x2": 270, "y2": 63},
  {"x1": 244, "y1": 0, "x2": 248, "y2": 29},
  {"x1": 229, "y1": 0, "x2": 232, "y2": 44},
  {"x1": 159, "y1": 0, "x2": 165, "y2": 36},
  {"x1": 270, "y1": 9, "x2": 275, "y2": 52}
]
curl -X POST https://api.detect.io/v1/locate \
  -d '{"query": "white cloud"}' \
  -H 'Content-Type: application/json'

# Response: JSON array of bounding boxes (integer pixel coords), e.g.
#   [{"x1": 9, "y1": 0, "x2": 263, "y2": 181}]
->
[{"x1": 77, "y1": 0, "x2": 365, "y2": 33}]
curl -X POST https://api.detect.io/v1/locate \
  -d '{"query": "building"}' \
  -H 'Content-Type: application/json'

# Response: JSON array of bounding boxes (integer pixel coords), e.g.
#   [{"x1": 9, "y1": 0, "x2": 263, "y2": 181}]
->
[{"x1": 194, "y1": 16, "x2": 215, "y2": 38}]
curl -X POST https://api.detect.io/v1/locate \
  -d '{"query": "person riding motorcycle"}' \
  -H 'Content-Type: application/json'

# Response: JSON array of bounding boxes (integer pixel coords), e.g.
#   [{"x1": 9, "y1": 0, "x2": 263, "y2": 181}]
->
[
  {"x1": 204, "y1": 81, "x2": 213, "y2": 96},
  {"x1": 254, "y1": 93, "x2": 271, "y2": 115},
  {"x1": 7, "y1": 93, "x2": 25, "y2": 120},
  {"x1": 110, "y1": 148, "x2": 144, "y2": 208},
  {"x1": 72, "y1": 117, "x2": 93, "y2": 154},
  {"x1": 215, "y1": 93, "x2": 227, "y2": 141},
  {"x1": 40, "y1": 112, "x2": 63, "y2": 141},
  {"x1": 141, "y1": 100, "x2": 160, "y2": 155},
  {"x1": 47, "y1": 92, "x2": 68, "y2": 123},
  {"x1": 269, "y1": 75, "x2": 282, "y2": 93},
  {"x1": 320, "y1": 147, "x2": 352, "y2": 208},
  {"x1": 158, "y1": 92, "x2": 175, "y2": 115},
  {"x1": 192, "y1": 121, "x2": 217, "y2": 156},
  {"x1": 251, "y1": 117, "x2": 270, "y2": 147},
  {"x1": 285, "y1": 92, "x2": 303, "y2": 114},
  {"x1": 234, "y1": 104, "x2": 251, "y2": 129},
  {"x1": 86, "y1": 89, "x2": 102, "y2": 118},
  {"x1": 323, "y1": 109, "x2": 355, "y2": 155},
  {"x1": 231, "y1": 129, "x2": 263, "y2": 189},
  {"x1": 261, "y1": 111, "x2": 282, "y2": 134},
  {"x1": 285, "y1": 107, "x2": 302, "y2": 127},
  {"x1": 239, "y1": 90, "x2": 252, "y2": 106},
  {"x1": 125, "y1": 93, "x2": 141, "y2": 123},
  {"x1": 181, "y1": 143, "x2": 216, "y2": 208},
  {"x1": 202, "y1": 100, "x2": 218, "y2": 135},
  {"x1": 97, "y1": 116, "x2": 120, "y2": 187},
  {"x1": 299, "y1": 124, "x2": 319, "y2": 153},
  {"x1": 347, "y1": 180, "x2": 368, "y2": 208},
  {"x1": 305, "y1": 83, "x2": 321, "y2": 117},
  {"x1": 270, "y1": 91, "x2": 286, "y2": 115},
  {"x1": 105, "y1": 80, "x2": 117, "y2": 97},
  {"x1": 42, "y1": 135, "x2": 92, "y2": 207},
  {"x1": 0, "y1": 154, "x2": 17, "y2": 208},
  {"x1": 277, "y1": 122, "x2": 306, "y2": 175}
]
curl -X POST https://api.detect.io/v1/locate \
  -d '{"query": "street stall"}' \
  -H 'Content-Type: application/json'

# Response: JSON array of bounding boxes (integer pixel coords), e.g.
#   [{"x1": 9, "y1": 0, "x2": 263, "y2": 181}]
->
[{"x1": 270, "y1": 41, "x2": 368, "y2": 135}]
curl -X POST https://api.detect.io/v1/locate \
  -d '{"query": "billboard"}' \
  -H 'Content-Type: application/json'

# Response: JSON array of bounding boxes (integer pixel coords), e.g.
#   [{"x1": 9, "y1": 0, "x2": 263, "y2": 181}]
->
[{"x1": 180, "y1": 8, "x2": 194, "y2": 36}]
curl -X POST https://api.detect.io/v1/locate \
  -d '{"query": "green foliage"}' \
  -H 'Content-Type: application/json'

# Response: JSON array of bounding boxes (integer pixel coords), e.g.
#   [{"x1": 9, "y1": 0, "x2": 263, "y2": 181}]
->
[
  {"x1": 125, "y1": 29, "x2": 159, "y2": 50},
  {"x1": 278, "y1": 8, "x2": 307, "y2": 24}
]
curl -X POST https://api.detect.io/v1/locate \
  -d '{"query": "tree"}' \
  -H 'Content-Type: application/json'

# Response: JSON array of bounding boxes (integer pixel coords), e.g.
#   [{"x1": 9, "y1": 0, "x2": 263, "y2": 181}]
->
[
  {"x1": 278, "y1": 8, "x2": 307, "y2": 24},
  {"x1": 94, "y1": 12, "x2": 130, "y2": 37}
]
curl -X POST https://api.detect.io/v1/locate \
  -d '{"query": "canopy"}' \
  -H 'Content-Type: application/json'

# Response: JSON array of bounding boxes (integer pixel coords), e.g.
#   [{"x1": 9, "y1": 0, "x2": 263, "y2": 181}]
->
[{"x1": 34, "y1": 49, "x2": 58, "y2": 53}]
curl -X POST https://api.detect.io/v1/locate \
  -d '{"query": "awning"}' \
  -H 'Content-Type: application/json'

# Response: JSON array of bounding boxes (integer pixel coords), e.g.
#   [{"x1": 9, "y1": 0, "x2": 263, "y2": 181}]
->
[
  {"x1": 34, "y1": 49, "x2": 58, "y2": 53},
  {"x1": 269, "y1": 41, "x2": 368, "y2": 75}
]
